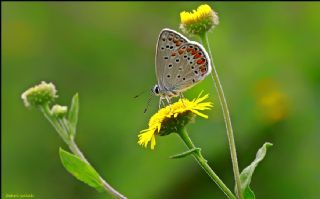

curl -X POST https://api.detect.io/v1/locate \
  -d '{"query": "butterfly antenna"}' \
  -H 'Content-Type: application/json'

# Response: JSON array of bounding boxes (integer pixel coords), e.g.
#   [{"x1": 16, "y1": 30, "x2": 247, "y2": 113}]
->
[
  {"x1": 144, "y1": 94, "x2": 153, "y2": 113},
  {"x1": 133, "y1": 89, "x2": 149, "y2": 98}
]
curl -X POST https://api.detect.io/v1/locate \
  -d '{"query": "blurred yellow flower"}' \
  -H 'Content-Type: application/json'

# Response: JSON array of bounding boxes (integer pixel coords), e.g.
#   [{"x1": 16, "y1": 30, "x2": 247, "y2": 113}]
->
[
  {"x1": 255, "y1": 79, "x2": 289, "y2": 122},
  {"x1": 138, "y1": 92, "x2": 213, "y2": 150},
  {"x1": 259, "y1": 91, "x2": 288, "y2": 121},
  {"x1": 180, "y1": 4, "x2": 219, "y2": 36}
]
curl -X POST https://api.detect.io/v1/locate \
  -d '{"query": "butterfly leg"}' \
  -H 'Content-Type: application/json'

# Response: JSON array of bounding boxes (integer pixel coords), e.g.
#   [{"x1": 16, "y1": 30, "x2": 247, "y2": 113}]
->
[
  {"x1": 158, "y1": 97, "x2": 167, "y2": 109},
  {"x1": 161, "y1": 99, "x2": 166, "y2": 107},
  {"x1": 179, "y1": 92, "x2": 186, "y2": 107},
  {"x1": 165, "y1": 96, "x2": 172, "y2": 112},
  {"x1": 158, "y1": 97, "x2": 163, "y2": 109}
]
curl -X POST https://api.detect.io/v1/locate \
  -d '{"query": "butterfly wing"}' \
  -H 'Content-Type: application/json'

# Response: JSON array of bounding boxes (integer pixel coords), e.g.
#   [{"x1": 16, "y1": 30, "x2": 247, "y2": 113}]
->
[
  {"x1": 155, "y1": 28, "x2": 188, "y2": 90},
  {"x1": 170, "y1": 41, "x2": 212, "y2": 92}
]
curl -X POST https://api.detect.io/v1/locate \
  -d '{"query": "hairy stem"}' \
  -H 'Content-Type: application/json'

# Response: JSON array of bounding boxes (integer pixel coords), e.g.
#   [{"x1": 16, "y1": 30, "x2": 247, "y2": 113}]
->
[
  {"x1": 39, "y1": 105, "x2": 69, "y2": 143},
  {"x1": 200, "y1": 33, "x2": 242, "y2": 199},
  {"x1": 39, "y1": 104, "x2": 127, "y2": 199},
  {"x1": 68, "y1": 139, "x2": 127, "y2": 199},
  {"x1": 178, "y1": 128, "x2": 237, "y2": 199}
]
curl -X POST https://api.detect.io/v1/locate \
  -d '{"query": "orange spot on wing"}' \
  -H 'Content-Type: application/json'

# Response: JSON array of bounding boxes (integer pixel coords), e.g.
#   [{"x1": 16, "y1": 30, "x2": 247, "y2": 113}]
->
[
  {"x1": 178, "y1": 49, "x2": 184, "y2": 54},
  {"x1": 171, "y1": 52, "x2": 177, "y2": 56},
  {"x1": 191, "y1": 49, "x2": 197, "y2": 55},
  {"x1": 199, "y1": 65, "x2": 207, "y2": 76},
  {"x1": 194, "y1": 53, "x2": 202, "y2": 59},
  {"x1": 197, "y1": 58, "x2": 206, "y2": 65}
]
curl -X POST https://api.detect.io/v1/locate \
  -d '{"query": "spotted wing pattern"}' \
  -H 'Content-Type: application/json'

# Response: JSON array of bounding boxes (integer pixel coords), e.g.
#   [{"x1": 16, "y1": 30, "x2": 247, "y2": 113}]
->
[
  {"x1": 167, "y1": 42, "x2": 212, "y2": 92},
  {"x1": 155, "y1": 28, "x2": 211, "y2": 93},
  {"x1": 155, "y1": 29, "x2": 188, "y2": 90}
]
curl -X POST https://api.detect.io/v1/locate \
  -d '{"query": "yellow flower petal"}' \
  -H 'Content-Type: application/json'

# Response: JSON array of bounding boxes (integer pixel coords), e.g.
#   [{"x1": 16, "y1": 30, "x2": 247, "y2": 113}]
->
[
  {"x1": 191, "y1": 109, "x2": 209, "y2": 119},
  {"x1": 180, "y1": 5, "x2": 214, "y2": 25},
  {"x1": 150, "y1": 135, "x2": 156, "y2": 150}
]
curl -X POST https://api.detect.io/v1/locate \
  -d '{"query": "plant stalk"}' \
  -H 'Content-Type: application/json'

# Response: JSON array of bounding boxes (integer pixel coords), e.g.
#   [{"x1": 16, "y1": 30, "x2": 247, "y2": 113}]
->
[
  {"x1": 200, "y1": 33, "x2": 242, "y2": 199},
  {"x1": 178, "y1": 128, "x2": 237, "y2": 199},
  {"x1": 39, "y1": 104, "x2": 127, "y2": 199},
  {"x1": 68, "y1": 139, "x2": 127, "y2": 199}
]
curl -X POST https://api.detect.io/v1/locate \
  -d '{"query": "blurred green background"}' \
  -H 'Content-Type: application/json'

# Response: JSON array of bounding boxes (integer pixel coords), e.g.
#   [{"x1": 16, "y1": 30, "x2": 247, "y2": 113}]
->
[{"x1": 2, "y1": 2, "x2": 320, "y2": 199}]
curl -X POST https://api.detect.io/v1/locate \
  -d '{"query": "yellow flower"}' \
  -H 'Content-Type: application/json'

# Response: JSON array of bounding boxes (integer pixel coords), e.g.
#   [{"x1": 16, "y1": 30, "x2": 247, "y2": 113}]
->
[
  {"x1": 180, "y1": 4, "x2": 219, "y2": 36},
  {"x1": 255, "y1": 79, "x2": 289, "y2": 123},
  {"x1": 259, "y1": 91, "x2": 288, "y2": 121},
  {"x1": 138, "y1": 92, "x2": 213, "y2": 150}
]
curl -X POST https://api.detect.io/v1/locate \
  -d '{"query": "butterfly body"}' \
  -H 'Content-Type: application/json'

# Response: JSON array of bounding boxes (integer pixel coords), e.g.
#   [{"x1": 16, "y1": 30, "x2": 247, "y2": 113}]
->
[{"x1": 153, "y1": 28, "x2": 212, "y2": 105}]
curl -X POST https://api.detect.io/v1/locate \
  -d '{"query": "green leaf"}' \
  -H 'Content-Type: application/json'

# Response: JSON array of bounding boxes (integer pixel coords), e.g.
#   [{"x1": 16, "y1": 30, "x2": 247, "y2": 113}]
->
[
  {"x1": 59, "y1": 148, "x2": 104, "y2": 192},
  {"x1": 68, "y1": 93, "x2": 79, "y2": 137},
  {"x1": 243, "y1": 186, "x2": 255, "y2": 199},
  {"x1": 239, "y1": 142, "x2": 273, "y2": 199},
  {"x1": 170, "y1": 148, "x2": 201, "y2": 159}
]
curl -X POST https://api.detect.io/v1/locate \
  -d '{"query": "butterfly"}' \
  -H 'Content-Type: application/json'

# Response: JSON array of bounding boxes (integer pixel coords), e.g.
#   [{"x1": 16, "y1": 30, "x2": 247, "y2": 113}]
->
[{"x1": 152, "y1": 28, "x2": 212, "y2": 108}]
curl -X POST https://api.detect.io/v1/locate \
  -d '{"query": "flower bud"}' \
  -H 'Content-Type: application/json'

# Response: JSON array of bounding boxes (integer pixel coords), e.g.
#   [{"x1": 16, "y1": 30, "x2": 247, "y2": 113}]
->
[
  {"x1": 21, "y1": 81, "x2": 58, "y2": 108},
  {"x1": 180, "y1": 4, "x2": 219, "y2": 36},
  {"x1": 51, "y1": 105, "x2": 68, "y2": 118}
]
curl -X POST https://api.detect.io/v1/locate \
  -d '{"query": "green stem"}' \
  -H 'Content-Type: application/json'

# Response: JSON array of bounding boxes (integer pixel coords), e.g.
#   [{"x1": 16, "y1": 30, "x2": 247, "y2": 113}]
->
[
  {"x1": 178, "y1": 128, "x2": 237, "y2": 199},
  {"x1": 39, "y1": 105, "x2": 69, "y2": 143},
  {"x1": 200, "y1": 33, "x2": 242, "y2": 199},
  {"x1": 68, "y1": 139, "x2": 127, "y2": 199},
  {"x1": 39, "y1": 104, "x2": 127, "y2": 199}
]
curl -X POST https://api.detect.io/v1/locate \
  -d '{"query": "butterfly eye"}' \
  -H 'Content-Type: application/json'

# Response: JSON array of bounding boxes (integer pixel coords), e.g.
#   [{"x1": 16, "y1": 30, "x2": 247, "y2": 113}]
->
[
  {"x1": 161, "y1": 47, "x2": 164, "y2": 50},
  {"x1": 194, "y1": 71, "x2": 198, "y2": 74},
  {"x1": 164, "y1": 56, "x2": 169, "y2": 60},
  {"x1": 153, "y1": 85, "x2": 160, "y2": 94},
  {"x1": 166, "y1": 45, "x2": 169, "y2": 48},
  {"x1": 168, "y1": 64, "x2": 173, "y2": 68},
  {"x1": 184, "y1": 55, "x2": 187, "y2": 58},
  {"x1": 162, "y1": 38, "x2": 165, "y2": 41},
  {"x1": 167, "y1": 75, "x2": 171, "y2": 78},
  {"x1": 177, "y1": 75, "x2": 181, "y2": 78},
  {"x1": 195, "y1": 47, "x2": 198, "y2": 51},
  {"x1": 191, "y1": 66, "x2": 194, "y2": 69},
  {"x1": 175, "y1": 59, "x2": 180, "y2": 63},
  {"x1": 190, "y1": 46, "x2": 193, "y2": 48},
  {"x1": 183, "y1": 77, "x2": 186, "y2": 80},
  {"x1": 170, "y1": 46, "x2": 173, "y2": 49}
]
